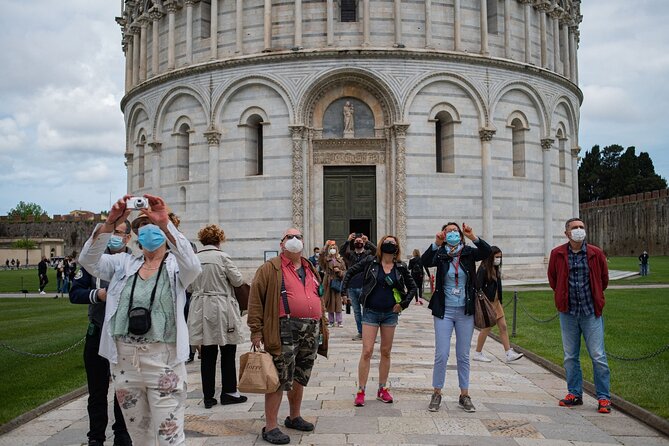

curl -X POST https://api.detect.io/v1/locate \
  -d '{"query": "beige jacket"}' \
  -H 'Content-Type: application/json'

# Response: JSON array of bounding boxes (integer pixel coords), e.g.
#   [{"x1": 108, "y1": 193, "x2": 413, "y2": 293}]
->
[{"x1": 247, "y1": 256, "x2": 329, "y2": 358}]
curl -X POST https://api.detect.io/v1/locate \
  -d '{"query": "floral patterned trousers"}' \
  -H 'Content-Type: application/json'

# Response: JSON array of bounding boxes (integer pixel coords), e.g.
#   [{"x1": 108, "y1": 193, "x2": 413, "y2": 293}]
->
[{"x1": 112, "y1": 341, "x2": 187, "y2": 445}]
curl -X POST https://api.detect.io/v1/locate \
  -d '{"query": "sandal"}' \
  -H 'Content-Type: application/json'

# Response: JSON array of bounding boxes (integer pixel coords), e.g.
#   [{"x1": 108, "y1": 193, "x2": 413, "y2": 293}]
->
[
  {"x1": 261, "y1": 427, "x2": 290, "y2": 445},
  {"x1": 284, "y1": 416, "x2": 314, "y2": 432}
]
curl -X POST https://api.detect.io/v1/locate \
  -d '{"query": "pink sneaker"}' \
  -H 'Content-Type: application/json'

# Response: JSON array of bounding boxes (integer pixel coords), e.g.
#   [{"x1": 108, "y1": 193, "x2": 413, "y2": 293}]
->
[
  {"x1": 376, "y1": 387, "x2": 394, "y2": 403},
  {"x1": 354, "y1": 390, "x2": 365, "y2": 407}
]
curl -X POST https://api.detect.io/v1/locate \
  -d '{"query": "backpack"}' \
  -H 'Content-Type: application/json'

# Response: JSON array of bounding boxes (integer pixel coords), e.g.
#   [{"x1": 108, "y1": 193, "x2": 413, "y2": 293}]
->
[{"x1": 411, "y1": 259, "x2": 423, "y2": 277}]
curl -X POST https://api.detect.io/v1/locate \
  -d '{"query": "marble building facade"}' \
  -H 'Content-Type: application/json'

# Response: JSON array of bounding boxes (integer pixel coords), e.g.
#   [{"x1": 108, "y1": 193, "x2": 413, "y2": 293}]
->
[{"x1": 117, "y1": 0, "x2": 583, "y2": 278}]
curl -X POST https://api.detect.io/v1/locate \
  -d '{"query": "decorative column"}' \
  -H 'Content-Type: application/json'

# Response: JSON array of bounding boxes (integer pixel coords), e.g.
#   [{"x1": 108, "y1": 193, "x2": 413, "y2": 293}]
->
[
  {"x1": 150, "y1": 9, "x2": 163, "y2": 76},
  {"x1": 236, "y1": 0, "x2": 243, "y2": 53},
  {"x1": 549, "y1": 8, "x2": 561, "y2": 72},
  {"x1": 479, "y1": 128, "x2": 496, "y2": 242},
  {"x1": 363, "y1": 0, "x2": 371, "y2": 46},
  {"x1": 294, "y1": 0, "x2": 303, "y2": 49},
  {"x1": 210, "y1": 0, "x2": 218, "y2": 59},
  {"x1": 148, "y1": 141, "x2": 162, "y2": 193},
  {"x1": 394, "y1": 124, "x2": 410, "y2": 247},
  {"x1": 519, "y1": 0, "x2": 532, "y2": 63},
  {"x1": 541, "y1": 138, "x2": 554, "y2": 257},
  {"x1": 571, "y1": 147, "x2": 581, "y2": 216},
  {"x1": 569, "y1": 25, "x2": 578, "y2": 83},
  {"x1": 504, "y1": 0, "x2": 511, "y2": 58},
  {"x1": 289, "y1": 126, "x2": 305, "y2": 231},
  {"x1": 166, "y1": 2, "x2": 177, "y2": 69},
  {"x1": 125, "y1": 152, "x2": 134, "y2": 193},
  {"x1": 138, "y1": 17, "x2": 149, "y2": 82},
  {"x1": 480, "y1": 0, "x2": 489, "y2": 56},
  {"x1": 123, "y1": 34, "x2": 133, "y2": 91},
  {"x1": 326, "y1": 0, "x2": 334, "y2": 46},
  {"x1": 263, "y1": 0, "x2": 272, "y2": 51},
  {"x1": 454, "y1": 0, "x2": 461, "y2": 51},
  {"x1": 394, "y1": 0, "x2": 403, "y2": 46},
  {"x1": 535, "y1": 1, "x2": 550, "y2": 68},
  {"x1": 425, "y1": 0, "x2": 433, "y2": 48},
  {"x1": 185, "y1": 0, "x2": 195, "y2": 64},
  {"x1": 204, "y1": 128, "x2": 221, "y2": 225},
  {"x1": 131, "y1": 24, "x2": 140, "y2": 85},
  {"x1": 560, "y1": 15, "x2": 570, "y2": 78}
]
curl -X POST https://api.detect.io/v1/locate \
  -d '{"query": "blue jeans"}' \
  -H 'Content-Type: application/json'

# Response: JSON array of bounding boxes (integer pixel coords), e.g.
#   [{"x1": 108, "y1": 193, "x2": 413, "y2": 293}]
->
[
  {"x1": 640, "y1": 264, "x2": 648, "y2": 276},
  {"x1": 348, "y1": 287, "x2": 363, "y2": 334},
  {"x1": 432, "y1": 306, "x2": 474, "y2": 390},
  {"x1": 559, "y1": 312, "x2": 611, "y2": 400}
]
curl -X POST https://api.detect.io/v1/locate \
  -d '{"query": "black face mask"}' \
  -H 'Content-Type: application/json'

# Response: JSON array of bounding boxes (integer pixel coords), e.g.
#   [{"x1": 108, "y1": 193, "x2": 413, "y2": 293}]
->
[
  {"x1": 381, "y1": 242, "x2": 398, "y2": 254},
  {"x1": 354, "y1": 242, "x2": 364, "y2": 249}
]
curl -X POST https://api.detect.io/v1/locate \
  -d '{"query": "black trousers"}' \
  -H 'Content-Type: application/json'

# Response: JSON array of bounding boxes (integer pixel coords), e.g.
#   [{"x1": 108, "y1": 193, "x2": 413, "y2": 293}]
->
[
  {"x1": 39, "y1": 274, "x2": 48, "y2": 292},
  {"x1": 412, "y1": 273, "x2": 424, "y2": 300},
  {"x1": 200, "y1": 344, "x2": 238, "y2": 399},
  {"x1": 84, "y1": 324, "x2": 129, "y2": 443}
]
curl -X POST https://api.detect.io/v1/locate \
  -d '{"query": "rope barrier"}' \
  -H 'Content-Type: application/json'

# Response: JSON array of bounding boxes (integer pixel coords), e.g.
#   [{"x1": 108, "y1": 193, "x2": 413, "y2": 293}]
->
[
  {"x1": 516, "y1": 297, "x2": 559, "y2": 323},
  {"x1": 606, "y1": 344, "x2": 669, "y2": 361},
  {"x1": 0, "y1": 336, "x2": 86, "y2": 358}
]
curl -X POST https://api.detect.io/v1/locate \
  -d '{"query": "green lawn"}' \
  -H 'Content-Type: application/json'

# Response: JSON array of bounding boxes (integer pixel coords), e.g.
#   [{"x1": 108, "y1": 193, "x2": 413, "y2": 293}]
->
[
  {"x1": 0, "y1": 268, "x2": 60, "y2": 293},
  {"x1": 0, "y1": 298, "x2": 89, "y2": 425},
  {"x1": 505, "y1": 288, "x2": 669, "y2": 419},
  {"x1": 607, "y1": 255, "x2": 669, "y2": 284}
]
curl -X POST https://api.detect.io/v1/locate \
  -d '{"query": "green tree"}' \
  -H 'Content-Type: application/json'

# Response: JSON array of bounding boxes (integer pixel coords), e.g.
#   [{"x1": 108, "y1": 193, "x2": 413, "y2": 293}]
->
[
  {"x1": 8, "y1": 201, "x2": 48, "y2": 219},
  {"x1": 578, "y1": 144, "x2": 667, "y2": 202},
  {"x1": 12, "y1": 239, "x2": 37, "y2": 249}
]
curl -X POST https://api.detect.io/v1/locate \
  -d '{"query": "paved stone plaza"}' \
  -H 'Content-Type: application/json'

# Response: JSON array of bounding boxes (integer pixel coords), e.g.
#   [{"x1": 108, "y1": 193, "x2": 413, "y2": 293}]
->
[{"x1": 1, "y1": 305, "x2": 666, "y2": 446}]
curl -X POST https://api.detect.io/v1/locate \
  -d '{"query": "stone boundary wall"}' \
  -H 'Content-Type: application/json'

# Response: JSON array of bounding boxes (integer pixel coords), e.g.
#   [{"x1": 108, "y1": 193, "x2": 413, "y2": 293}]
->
[{"x1": 579, "y1": 189, "x2": 669, "y2": 257}]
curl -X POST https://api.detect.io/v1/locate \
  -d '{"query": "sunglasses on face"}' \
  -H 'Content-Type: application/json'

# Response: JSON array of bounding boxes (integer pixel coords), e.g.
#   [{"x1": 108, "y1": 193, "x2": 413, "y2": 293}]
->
[{"x1": 283, "y1": 234, "x2": 303, "y2": 241}]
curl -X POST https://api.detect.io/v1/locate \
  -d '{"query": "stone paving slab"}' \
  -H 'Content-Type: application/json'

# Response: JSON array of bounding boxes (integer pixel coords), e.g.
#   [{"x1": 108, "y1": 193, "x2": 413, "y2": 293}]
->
[{"x1": 1, "y1": 306, "x2": 668, "y2": 445}]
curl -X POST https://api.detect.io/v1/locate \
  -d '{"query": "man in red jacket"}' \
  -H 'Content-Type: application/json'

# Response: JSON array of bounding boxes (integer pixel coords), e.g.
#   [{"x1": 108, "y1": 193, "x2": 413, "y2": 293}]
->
[{"x1": 547, "y1": 217, "x2": 611, "y2": 414}]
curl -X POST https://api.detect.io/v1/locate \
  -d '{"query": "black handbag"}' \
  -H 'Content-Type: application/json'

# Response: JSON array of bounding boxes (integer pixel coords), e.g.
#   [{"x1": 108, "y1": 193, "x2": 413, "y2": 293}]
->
[{"x1": 329, "y1": 278, "x2": 343, "y2": 293}]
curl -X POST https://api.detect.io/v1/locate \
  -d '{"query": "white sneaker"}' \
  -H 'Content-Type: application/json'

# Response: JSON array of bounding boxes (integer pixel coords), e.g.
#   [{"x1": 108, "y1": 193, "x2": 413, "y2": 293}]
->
[
  {"x1": 39, "y1": 291, "x2": 46, "y2": 295},
  {"x1": 505, "y1": 348, "x2": 524, "y2": 362},
  {"x1": 472, "y1": 351, "x2": 492, "y2": 362}
]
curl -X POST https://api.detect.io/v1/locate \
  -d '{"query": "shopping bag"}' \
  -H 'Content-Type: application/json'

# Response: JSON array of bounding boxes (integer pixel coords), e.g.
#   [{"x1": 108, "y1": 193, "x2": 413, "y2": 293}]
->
[
  {"x1": 238, "y1": 347, "x2": 280, "y2": 394},
  {"x1": 473, "y1": 290, "x2": 498, "y2": 329}
]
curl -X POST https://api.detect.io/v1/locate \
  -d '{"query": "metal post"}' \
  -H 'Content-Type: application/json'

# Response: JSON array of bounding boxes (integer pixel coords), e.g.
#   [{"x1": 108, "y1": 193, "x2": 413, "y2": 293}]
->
[{"x1": 512, "y1": 291, "x2": 518, "y2": 337}]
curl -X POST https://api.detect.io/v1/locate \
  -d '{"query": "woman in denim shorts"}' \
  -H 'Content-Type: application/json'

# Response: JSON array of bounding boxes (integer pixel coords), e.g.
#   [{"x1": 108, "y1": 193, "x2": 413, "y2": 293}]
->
[{"x1": 341, "y1": 235, "x2": 416, "y2": 407}]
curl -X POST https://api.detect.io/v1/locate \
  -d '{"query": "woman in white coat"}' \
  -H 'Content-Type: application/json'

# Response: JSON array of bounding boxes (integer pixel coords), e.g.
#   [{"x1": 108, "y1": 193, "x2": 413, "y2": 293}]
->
[
  {"x1": 79, "y1": 194, "x2": 201, "y2": 446},
  {"x1": 188, "y1": 224, "x2": 248, "y2": 408}
]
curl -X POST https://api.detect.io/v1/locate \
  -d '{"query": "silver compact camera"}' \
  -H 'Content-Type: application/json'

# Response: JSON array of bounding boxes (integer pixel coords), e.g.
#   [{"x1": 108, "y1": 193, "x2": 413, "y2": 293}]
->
[{"x1": 126, "y1": 196, "x2": 148, "y2": 209}]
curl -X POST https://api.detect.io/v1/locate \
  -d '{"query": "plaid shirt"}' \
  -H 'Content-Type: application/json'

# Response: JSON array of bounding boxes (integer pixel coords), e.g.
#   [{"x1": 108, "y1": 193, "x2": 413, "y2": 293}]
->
[{"x1": 567, "y1": 243, "x2": 594, "y2": 316}]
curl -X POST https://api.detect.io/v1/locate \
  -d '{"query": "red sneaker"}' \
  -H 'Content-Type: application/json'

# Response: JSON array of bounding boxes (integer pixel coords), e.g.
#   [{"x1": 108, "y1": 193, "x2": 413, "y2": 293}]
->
[
  {"x1": 597, "y1": 398, "x2": 612, "y2": 413},
  {"x1": 376, "y1": 387, "x2": 394, "y2": 403},
  {"x1": 354, "y1": 390, "x2": 365, "y2": 407},
  {"x1": 559, "y1": 393, "x2": 583, "y2": 407}
]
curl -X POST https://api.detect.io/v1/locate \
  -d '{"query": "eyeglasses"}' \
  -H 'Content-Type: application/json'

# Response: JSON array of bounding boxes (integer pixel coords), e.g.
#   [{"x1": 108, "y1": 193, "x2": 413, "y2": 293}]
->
[
  {"x1": 113, "y1": 230, "x2": 128, "y2": 237},
  {"x1": 283, "y1": 234, "x2": 303, "y2": 241}
]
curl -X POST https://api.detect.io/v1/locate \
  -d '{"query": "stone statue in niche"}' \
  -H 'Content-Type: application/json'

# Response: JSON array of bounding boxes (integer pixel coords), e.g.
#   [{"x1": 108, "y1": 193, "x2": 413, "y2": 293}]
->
[{"x1": 343, "y1": 101, "x2": 354, "y2": 138}]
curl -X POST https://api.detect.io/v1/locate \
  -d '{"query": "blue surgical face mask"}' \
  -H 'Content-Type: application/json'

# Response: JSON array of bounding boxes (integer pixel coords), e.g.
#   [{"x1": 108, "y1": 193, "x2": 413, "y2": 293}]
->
[
  {"x1": 138, "y1": 224, "x2": 166, "y2": 252},
  {"x1": 446, "y1": 231, "x2": 461, "y2": 246},
  {"x1": 107, "y1": 234, "x2": 126, "y2": 251}
]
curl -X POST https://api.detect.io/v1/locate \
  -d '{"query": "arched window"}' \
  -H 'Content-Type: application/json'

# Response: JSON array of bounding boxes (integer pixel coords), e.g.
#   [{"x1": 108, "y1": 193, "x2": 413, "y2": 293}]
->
[
  {"x1": 557, "y1": 128, "x2": 567, "y2": 183},
  {"x1": 245, "y1": 114, "x2": 264, "y2": 176},
  {"x1": 341, "y1": 0, "x2": 357, "y2": 22},
  {"x1": 511, "y1": 118, "x2": 526, "y2": 177},
  {"x1": 137, "y1": 135, "x2": 146, "y2": 188},
  {"x1": 176, "y1": 123, "x2": 190, "y2": 181},
  {"x1": 435, "y1": 111, "x2": 455, "y2": 173}
]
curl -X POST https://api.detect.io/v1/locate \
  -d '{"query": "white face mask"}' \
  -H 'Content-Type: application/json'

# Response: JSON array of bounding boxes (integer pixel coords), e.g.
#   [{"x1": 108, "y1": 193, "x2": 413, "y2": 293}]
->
[
  {"x1": 570, "y1": 228, "x2": 586, "y2": 242},
  {"x1": 493, "y1": 257, "x2": 502, "y2": 266},
  {"x1": 284, "y1": 237, "x2": 304, "y2": 253},
  {"x1": 329, "y1": 248, "x2": 337, "y2": 255}
]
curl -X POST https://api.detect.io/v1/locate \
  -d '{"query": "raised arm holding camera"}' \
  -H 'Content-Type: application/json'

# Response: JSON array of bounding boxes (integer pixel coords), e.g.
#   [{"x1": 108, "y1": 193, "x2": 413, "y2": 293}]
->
[{"x1": 79, "y1": 194, "x2": 201, "y2": 446}]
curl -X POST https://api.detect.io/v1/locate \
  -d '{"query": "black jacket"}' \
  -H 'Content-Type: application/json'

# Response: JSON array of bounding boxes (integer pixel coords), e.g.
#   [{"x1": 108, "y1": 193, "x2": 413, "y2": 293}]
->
[
  {"x1": 408, "y1": 256, "x2": 430, "y2": 278},
  {"x1": 476, "y1": 264, "x2": 503, "y2": 304},
  {"x1": 341, "y1": 257, "x2": 417, "y2": 309},
  {"x1": 421, "y1": 238, "x2": 491, "y2": 317}
]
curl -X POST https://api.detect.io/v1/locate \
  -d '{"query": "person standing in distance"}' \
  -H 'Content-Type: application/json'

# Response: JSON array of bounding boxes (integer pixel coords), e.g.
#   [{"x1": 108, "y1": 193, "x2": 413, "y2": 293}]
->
[
  {"x1": 38, "y1": 256, "x2": 49, "y2": 294},
  {"x1": 638, "y1": 251, "x2": 650, "y2": 276},
  {"x1": 339, "y1": 233, "x2": 376, "y2": 340},
  {"x1": 547, "y1": 218, "x2": 612, "y2": 414},
  {"x1": 70, "y1": 221, "x2": 133, "y2": 446},
  {"x1": 247, "y1": 228, "x2": 329, "y2": 445}
]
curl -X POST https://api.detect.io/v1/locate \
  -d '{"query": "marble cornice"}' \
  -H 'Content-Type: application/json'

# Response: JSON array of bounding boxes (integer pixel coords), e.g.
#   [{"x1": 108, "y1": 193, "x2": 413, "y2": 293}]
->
[{"x1": 120, "y1": 47, "x2": 583, "y2": 109}]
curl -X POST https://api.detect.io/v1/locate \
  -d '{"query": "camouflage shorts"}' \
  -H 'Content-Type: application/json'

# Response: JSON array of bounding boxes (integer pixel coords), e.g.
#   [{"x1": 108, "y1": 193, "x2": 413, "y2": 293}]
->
[{"x1": 273, "y1": 318, "x2": 319, "y2": 391}]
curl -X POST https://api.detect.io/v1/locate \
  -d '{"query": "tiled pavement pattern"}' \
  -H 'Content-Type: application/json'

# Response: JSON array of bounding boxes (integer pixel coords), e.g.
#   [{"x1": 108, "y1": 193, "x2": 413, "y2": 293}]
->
[{"x1": 1, "y1": 305, "x2": 666, "y2": 446}]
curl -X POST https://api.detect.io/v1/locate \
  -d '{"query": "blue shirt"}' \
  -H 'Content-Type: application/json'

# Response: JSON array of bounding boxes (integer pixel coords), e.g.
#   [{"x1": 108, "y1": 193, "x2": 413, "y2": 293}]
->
[
  {"x1": 567, "y1": 243, "x2": 594, "y2": 317},
  {"x1": 431, "y1": 243, "x2": 467, "y2": 307}
]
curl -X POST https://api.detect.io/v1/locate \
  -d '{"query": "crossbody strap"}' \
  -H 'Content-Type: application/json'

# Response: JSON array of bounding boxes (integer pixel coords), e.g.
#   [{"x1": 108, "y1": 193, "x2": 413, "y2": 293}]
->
[{"x1": 128, "y1": 252, "x2": 169, "y2": 315}]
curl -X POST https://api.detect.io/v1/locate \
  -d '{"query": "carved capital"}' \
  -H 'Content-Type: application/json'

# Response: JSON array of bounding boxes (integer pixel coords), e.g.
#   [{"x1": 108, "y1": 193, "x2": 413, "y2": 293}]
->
[
  {"x1": 548, "y1": 8, "x2": 562, "y2": 20},
  {"x1": 289, "y1": 125, "x2": 305, "y2": 140},
  {"x1": 541, "y1": 138, "x2": 554, "y2": 151},
  {"x1": 204, "y1": 128, "x2": 221, "y2": 146},
  {"x1": 128, "y1": 22, "x2": 141, "y2": 35},
  {"x1": 165, "y1": 1, "x2": 179, "y2": 14},
  {"x1": 124, "y1": 151, "x2": 134, "y2": 162},
  {"x1": 517, "y1": 0, "x2": 534, "y2": 5},
  {"x1": 571, "y1": 146, "x2": 581, "y2": 158},
  {"x1": 149, "y1": 7, "x2": 165, "y2": 21},
  {"x1": 479, "y1": 128, "x2": 496, "y2": 142},
  {"x1": 148, "y1": 141, "x2": 162, "y2": 152},
  {"x1": 533, "y1": 1, "x2": 551, "y2": 13},
  {"x1": 393, "y1": 124, "x2": 410, "y2": 139},
  {"x1": 559, "y1": 14, "x2": 573, "y2": 27},
  {"x1": 184, "y1": 0, "x2": 199, "y2": 6}
]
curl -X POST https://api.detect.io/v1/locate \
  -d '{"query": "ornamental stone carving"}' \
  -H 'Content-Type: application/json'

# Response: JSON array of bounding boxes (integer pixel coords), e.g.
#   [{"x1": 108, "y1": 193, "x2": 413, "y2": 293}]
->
[
  {"x1": 203, "y1": 128, "x2": 221, "y2": 146},
  {"x1": 541, "y1": 138, "x2": 554, "y2": 151},
  {"x1": 313, "y1": 151, "x2": 386, "y2": 165},
  {"x1": 394, "y1": 123, "x2": 410, "y2": 247},
  {"x1": 479, "y1": 128, "x2": 496, "y2": 141},
  {"x1": 571, "y1": 146, "x2": 581, "y2": 158},
  {"x1": 290, "y1": 125, "x2": 305, "y2": 231}
]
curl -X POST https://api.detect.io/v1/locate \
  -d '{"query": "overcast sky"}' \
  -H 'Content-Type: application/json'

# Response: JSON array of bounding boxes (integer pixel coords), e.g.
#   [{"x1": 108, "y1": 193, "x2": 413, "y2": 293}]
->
[{"x1": 0, "y1": 0, "x2": 667, "y2": 216}]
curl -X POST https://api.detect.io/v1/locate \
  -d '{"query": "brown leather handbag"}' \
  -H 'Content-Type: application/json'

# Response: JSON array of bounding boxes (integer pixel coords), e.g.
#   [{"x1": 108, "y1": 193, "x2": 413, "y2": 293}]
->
[
  {"x1": 233, "y1": 283, "x2": 250, "y2": 314},
  {"x1": 474, "y1": 290, "x2": 498, "y2": 329}
]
